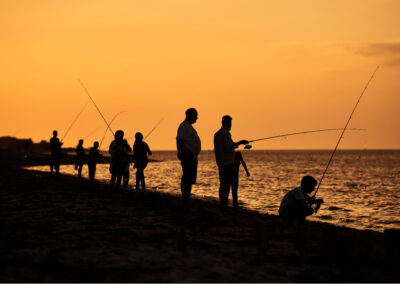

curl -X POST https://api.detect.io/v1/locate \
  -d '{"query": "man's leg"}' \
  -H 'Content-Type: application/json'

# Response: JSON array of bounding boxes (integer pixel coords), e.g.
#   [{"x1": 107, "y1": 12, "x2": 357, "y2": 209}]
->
[
  {"x1": 219, "y1": 183, "x2": 230, "y2": 211},
  {"x1": 116, "y1": 174, "x2": 122, "y2": 190},
  {"x1": 55, "y1": 161, "x2": 60, "y2": 176},
  {"x1": 88, "y1": 164, "x2": 94, "y2": 181},
  {"x1": 181, "y1": 180, "x2": 192, "y2": 206},
  {"x1": 110, "y1": 173, "x2": 116, "y2": 188},
  {"x1": 123, "y1": 172, "x2": 129, "y2": 188},
  {"x1": 180, "y1": 158, "x2": 196, "y2": 208},
  {"x1": 140, "y1": 170, "x2": 146, "y2": 191},
  {"x1": 78, "y1": 164, "x2": 83, "y2": 178},
  {"x1": 232, "y1": 180, "x2": 238, "y2": 210},
  {"x1": 219, "y1": 164, "x2": 233, "y2": 211}
]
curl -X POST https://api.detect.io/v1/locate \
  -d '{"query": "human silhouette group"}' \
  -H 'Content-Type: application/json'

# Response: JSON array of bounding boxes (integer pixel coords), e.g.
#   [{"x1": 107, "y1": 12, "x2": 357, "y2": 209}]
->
[{"x1": 49, "y1": 107, "x2": 323, "y2": 222}]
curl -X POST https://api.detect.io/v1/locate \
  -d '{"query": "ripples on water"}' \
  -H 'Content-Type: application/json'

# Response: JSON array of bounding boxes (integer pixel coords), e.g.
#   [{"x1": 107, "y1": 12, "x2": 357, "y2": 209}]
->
[{"x1": 28, "y1": 150, "x2": 400, "y2": 231}]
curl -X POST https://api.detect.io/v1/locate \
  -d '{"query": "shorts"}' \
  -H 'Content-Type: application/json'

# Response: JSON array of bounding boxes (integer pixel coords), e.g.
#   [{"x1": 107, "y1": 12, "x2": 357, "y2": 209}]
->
[
  {"x1": 218, "y1": 164, "x2": 234, "y2": 184},
  {"x1": 181, "y1": 158, "x2": 198, "y2": 184}
]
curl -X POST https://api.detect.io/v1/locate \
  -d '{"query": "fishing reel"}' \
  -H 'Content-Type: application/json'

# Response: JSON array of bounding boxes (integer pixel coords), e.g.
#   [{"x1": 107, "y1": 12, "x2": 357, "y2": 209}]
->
[
  {"x1": 244, "y1": 144, "x2": 252, "y2": 150},
  {"x1": 314, "y1": 198, "x2": 324, "y2": 214}
]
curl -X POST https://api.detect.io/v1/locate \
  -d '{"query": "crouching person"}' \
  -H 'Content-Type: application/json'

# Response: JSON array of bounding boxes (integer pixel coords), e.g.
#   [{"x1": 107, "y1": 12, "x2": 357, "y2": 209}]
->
[{"x1": 279, "y1": 175, "x2": 324, "y2": 225}]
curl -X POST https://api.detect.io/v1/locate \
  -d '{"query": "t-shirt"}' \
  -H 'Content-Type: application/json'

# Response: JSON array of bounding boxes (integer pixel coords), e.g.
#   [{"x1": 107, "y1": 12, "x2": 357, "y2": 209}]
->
[
  {"x1": 279, "y1": 187, "x2": 306, "y2": 214},
  {"x1": 214, "y1": 126, "x2": 236, "y2": 167},
  {"x1": 133, "y1": 141, "x2": 151, "y2": 162},
  {"x1": 88, "y1": 148, "x2": 99, "y2": 164},
  {"x1": 50, "y1": 137, "x2": 62, "y2": 156},
  {"x1": 176, "y1": 120, "x2": 201, "y2": 159}
]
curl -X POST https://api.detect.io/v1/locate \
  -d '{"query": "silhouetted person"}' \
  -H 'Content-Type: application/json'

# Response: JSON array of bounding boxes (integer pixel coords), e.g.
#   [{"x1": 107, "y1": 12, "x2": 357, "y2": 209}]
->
[
  {"x1": 214, "y1": 115, "x2": 248, "y2": 212},
  {"x1": 50, "y1": 130, "x2": 63, "y2": 176},
  {"x1": 75, "y1": 139, "x2": 85, "y2": 178},
  {"x1": 133, "y1": 132, "x2": 152, "y2": 191},
  {"x1": 88, "y1": 141, "x2": 102, "y2": 182},
  {"x1": 279, "y1": 175, "x2": 324, "y2": 225},
  {"x1": 232, "y1": 151, "x2": 250, "y2": 210},
  {"x1": 177, "y1": 108, "x2": 201, "y2": 208},
  {"x1": 109, "y1": 130, "x2": 131, "y2": 190}
]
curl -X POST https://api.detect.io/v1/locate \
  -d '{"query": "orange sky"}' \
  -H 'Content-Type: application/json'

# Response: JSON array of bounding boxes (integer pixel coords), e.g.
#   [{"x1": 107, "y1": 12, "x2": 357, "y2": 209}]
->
[{"x1": 1, "y1": 0, "x2": 399, "y2": 150}]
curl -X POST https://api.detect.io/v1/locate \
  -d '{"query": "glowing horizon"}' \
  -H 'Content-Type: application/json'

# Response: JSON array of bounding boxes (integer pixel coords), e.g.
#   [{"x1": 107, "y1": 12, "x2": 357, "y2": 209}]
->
[{"x1": 1, "y1": 0, "x2": 399, "y2": 150}]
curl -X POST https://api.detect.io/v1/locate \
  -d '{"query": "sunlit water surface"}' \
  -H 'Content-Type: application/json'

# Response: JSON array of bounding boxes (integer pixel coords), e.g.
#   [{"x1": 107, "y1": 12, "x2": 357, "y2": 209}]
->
[{"x1": 28, "y1": 150, "x2": 400, "y2": 231}]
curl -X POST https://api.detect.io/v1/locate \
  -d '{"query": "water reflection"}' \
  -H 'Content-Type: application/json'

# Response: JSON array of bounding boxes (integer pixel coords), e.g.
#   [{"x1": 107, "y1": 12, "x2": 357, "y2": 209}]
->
[{"x1": 27, "y1": 150, "x2": 400, "y2": 231}]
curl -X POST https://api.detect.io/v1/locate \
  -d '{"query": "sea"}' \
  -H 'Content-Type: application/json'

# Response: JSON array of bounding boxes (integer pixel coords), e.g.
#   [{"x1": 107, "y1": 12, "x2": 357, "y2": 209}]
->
[{"x1": 28, "y1": 150, "x2": 400, "y2": 232}]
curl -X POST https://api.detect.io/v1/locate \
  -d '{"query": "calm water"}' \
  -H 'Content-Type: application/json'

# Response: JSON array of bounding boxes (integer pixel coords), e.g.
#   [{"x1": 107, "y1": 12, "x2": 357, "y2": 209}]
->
[{"x1": 28, "y1": 150, "x2": 400, "y2": 231}]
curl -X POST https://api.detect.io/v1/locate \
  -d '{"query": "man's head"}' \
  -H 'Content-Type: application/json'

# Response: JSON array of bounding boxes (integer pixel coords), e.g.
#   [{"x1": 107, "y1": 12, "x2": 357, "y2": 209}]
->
[
  {"x1": 301, "y1": 175, "x2": 317, "y2": 193},
  {"x1": 222, "y1": 115, "x2": 232, "y2": 131},
  {"x1": 79, "y1": 139, "x2": 83, "y2": 145},
  {"x1": 135, "y1": 132, "x2": 143, "y2": 141},
  {"x1": 53, "y1": 130, "x2": 58, "y2": 137},
  {"x1": 115, "y1": 130, "x2": 124, "y2": 141},
  {"x1": 93, "y1": 141, "x2": 99, "y2": 149},
  {"x1": 185, "y1": 108, "x2": 198, "y2": 124}
]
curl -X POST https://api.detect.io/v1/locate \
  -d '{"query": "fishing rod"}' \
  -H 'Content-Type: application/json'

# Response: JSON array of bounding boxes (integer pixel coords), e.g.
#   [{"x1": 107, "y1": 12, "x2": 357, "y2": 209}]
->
[
  {"x1": 314, "y1": 66, "x2": 379, "y2": 198},
  {"x1": 127, "y1": 118, "x2": 164, "y2": 141},
  {"x1": 246, "y1": 128, "x2": 366, "y2": 146},
  {"x1": 84, "y1": 126, "x2": 101, "y2": 140},
  {"x1": 77, "y1": 78, "x2": 114, "y2": 136},
  {"x1": 99, "y1": 111, "x2": 127, "y2": 148},
  {"x1": 61, "y1": 100, "x2": 90, "y2": 142},
  {"x1": 144, "y1": 118, "x2": 164, "y2": 141}
]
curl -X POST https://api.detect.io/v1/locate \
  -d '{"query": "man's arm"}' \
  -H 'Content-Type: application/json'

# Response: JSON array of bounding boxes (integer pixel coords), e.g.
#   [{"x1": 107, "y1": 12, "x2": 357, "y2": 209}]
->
[
  {"x1": 234, "y1": 139, "x2": 249, "y2": 148},
  {"x1": 146, "y1": 143, "x2": 152, "y2": 156}
]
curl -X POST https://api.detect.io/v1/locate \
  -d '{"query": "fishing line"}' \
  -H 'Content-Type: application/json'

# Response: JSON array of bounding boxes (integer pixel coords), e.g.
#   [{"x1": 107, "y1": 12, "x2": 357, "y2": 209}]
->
[
  {"x1": 78, "y1": 78, "x2": 114, "y2": 136},
  {"x1": 99, "y1": 111, "x2": 127, "y2": 148},
  {"x1": 247, "y1": 128, "x2": 366, "y2": 144},
  {"x1": 61, "y1": 100, "x2": 90, "y2": 142},
  {"x1": 314, "y1": 66, "x2": 379, "y2": 197},
  {"x1": 84, "y1": 126, "x2": 101, "y2": 140},
  {"x1": 144, "y1": 118, "x2": 164, "y2": 141}
]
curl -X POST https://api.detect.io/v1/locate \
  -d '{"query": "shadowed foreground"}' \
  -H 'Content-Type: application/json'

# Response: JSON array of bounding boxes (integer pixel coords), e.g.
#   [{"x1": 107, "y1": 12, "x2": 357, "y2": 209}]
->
[{"x1": 0, "y1": 161, "x2": 398, "y2": 282}]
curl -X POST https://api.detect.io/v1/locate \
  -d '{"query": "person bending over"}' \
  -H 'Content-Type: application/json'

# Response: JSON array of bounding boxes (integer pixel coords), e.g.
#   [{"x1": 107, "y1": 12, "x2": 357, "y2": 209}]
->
[{"x1": 279, "y1": 175, "x2": 324, "y2": 225}]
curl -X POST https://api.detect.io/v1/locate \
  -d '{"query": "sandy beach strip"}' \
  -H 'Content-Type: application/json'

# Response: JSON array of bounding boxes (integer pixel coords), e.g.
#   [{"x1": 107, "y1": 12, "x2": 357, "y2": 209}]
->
[{"x1": 0, "y1": 153, "x2": 398, "y2": 282}]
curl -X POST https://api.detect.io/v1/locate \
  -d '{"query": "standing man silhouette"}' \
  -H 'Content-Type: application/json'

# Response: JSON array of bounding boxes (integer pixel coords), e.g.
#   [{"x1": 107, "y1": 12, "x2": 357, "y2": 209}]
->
[
  {"x1": 177, "y1": 108, "x2": 201, "y2": 208},
  {"x1": 75, "y1": 139, "x2": 85, "y2": 178},
  {"x1": 214, "y1": 115, "x2": 248, "y2": 212},
  {"x1": 133, "y1": 132, "x2": 152, "y2": 192},
  {"x1": 50, "y1": 130, "x2": 63, "y2": 176},
  {"x1": 87, "y1": 141, "x2": 102, "y2": 182}
]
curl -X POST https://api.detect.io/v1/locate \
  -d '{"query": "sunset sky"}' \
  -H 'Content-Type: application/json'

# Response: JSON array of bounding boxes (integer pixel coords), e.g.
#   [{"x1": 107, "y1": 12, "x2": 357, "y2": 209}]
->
[{"x1": 1, "y1": 0, "x2": 399, "y2": 150}]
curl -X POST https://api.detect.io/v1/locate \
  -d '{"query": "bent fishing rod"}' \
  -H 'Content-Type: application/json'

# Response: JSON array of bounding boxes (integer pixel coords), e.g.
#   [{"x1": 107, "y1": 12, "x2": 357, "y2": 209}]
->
[
  {"x1": 78, "y1": 78, "x2": 114, "y2": 136},
  {"x1": 144, "y1": 118, "x2": 164, "y2": 141},
  {"x1": 127, "y1": 118, "x2": 164, "y2": 141},
  {"x1": 61, "y1": 100, "x2": 90, "y2": 142},
  {"x1": 84, "y1": 126, "x2": 101, "y2": 140},
  {"x1": 246, "y1": 128, "x2": 366, "y2": 145},
  {"x1": 313, "y1": 66, "x2": 379, "y2": 198},
  {"x1": 99, "y1": 111, "x2": 127, "y2": 148}
]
